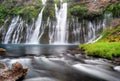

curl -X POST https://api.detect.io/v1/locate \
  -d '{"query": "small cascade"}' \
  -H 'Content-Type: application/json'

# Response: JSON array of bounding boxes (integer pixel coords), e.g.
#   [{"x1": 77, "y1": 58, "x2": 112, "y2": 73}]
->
[
  {"x1": 25, "y1": 19, "x2": 35, "y2": 43},
  {"x1": 4, "y1": 16, "x2": 20, "y2": 44},
  {"x1": 0, "y1": 19, "x2": 9, "y2": 43},
  {"x1": 86, "y1": 21, "x2": 96, "y2": 43},
  {"x1": 69, "y1": 17, "x2": 107, "y2": 44},
  {"x1": 11, "y1": 18, "x2": 24, "y2": 43},
  {"x1": 70, "y1": 18, "x2": 81, "y2": 44},
  {"x1": 52, "y1": 2, "x2": 68, "y2": 44}
]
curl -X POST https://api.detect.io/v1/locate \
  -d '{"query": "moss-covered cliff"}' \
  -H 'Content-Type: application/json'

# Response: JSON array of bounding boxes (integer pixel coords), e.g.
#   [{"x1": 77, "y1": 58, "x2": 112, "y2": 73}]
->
[{"x1": 0, "y1": 0, "x2": 120, "y2": 24}]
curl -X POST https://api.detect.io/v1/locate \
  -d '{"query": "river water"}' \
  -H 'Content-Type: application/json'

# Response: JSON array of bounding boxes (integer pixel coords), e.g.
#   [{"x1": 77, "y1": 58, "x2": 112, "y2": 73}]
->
[{"x1": 0, "y1": 44, "x2": 120, "y2": 81}]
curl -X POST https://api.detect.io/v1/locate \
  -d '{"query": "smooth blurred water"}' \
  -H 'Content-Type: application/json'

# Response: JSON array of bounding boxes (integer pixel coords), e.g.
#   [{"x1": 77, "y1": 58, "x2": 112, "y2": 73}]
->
[{"x1": 0, "y1": 44, "x2": 120, "y2": 81}]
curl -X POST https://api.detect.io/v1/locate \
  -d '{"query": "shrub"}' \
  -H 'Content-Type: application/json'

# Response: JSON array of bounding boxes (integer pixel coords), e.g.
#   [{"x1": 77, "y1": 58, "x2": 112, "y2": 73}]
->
[{"x1": 70, "y1": 5, "x2": 87, "y2": 18}]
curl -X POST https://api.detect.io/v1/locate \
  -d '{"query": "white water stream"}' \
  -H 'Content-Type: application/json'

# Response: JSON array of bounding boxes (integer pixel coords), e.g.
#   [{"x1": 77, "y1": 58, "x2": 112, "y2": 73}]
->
[
  {"x1": 52, "y1": 2, "x2": 68, "y2": 44},
  {"x1": 29, "y1": 0, "x2": 47, "y2": 44},
  {"x1": 4, "y1": 16, "x2": 20, "y2": 44},
  {"x1": 29, "y1": 7, "x2": 45, "y2": 44}
]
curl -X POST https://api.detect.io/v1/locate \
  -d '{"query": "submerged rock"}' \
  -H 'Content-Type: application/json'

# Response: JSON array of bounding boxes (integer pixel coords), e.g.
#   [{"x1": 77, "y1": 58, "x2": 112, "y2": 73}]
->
[{"x1": 0, "y1": 62, "x2": 28, "y2": 81}]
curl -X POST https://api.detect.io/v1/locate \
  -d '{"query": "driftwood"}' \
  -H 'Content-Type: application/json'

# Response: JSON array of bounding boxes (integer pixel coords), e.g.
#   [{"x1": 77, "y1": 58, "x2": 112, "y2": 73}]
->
[{"x1": 0, "y1": 62, "x2": 28, "y2": 81}]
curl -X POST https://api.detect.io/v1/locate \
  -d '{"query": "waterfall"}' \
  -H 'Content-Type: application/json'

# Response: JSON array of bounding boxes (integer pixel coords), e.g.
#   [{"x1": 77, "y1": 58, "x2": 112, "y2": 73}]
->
[
  {"x1": 1, "y1": 1, "x2": 112, "y2": 44},
  {"x1": 29, "y1": 0, "x2": 47, "y2": 44},
  {"x1": 29, "y1": 7, "x2": 44, "y2": 44},
  {"x1": 52, "y1": 2, "x2": 68, "y2": 44},
  {"x1": 42, "y1": 0, "x2": 47, "y2": 5}
]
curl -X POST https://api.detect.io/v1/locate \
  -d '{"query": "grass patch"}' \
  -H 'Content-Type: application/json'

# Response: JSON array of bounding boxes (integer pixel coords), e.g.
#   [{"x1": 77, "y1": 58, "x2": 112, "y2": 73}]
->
[{"x1": 79, "y1": 42, "x2": 120, "y2": 59}]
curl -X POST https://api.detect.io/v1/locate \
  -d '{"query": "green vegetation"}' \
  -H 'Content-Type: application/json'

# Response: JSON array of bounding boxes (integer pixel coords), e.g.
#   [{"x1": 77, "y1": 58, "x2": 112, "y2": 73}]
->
[
  {"x1": 79, "y1": 26, "x2": 120, "y2": 59},
  {"x1": 0, "y1": 5, "x2": 8, "y2": 23},
  {"x1": 70, "y1": 5, "x2": 87, "y2": 17},
  {"x1": 0, "y1": 5, "x2": 42, "y2": 23},
  {"x1": 18, "y1": 6, "x2": 42, "y2": 20},
  {"x1": 103, "y1": 3, "x2": 120, "y2": 18},
  {"x1": 0, "y1": 0, "x2": 57, "y2": 23}
]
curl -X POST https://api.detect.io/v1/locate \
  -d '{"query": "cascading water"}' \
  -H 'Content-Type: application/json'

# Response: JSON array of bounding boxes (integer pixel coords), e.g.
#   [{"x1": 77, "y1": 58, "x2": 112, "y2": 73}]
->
[
  {"x1": 29, "y1": 0, "x2": 47, "y2": 44},
  {"x1": 11, "y1": 18, "x2": 24, "y2": 43},
  {"x1": 4, "y1": 16, "x2": 20, "y2": 44},
  {"x1": 25, "y1": 19, "x2": 35, "y2": 43},
  {"x1": 42, "y1": 0, "x2": 47, "y2": 5},
  {"x1": 29, "y1": 7, "x2": 45, "y2": 44},
  {"x1": 1, "y1": 1, "x2": 111, "y2": 44},
  {"x1": 52, "y1": 2, "x2": 68, "y2": 44}
]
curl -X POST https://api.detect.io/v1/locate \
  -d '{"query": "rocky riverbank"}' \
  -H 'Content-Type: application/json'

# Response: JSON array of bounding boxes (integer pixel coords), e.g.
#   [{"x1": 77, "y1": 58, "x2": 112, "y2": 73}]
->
[{"x1": 64, "y1": 48, "x2": 120, "y2": 66}]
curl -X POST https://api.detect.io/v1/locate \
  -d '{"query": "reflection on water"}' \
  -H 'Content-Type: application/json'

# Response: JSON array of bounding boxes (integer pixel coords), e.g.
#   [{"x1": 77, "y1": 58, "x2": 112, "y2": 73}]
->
[
  {"x1": 0, "y1": 44, "x2": 120, "y2": 81},
  {"x1": 0, "y1": 44, "x2": 77, "y2": 56}
]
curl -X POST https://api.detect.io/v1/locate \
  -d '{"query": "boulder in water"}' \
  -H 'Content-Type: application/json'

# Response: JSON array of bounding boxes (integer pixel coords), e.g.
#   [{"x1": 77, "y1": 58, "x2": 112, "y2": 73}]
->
[{"x1": 0, "y1": 48, "x2": 6, "y2": 52}]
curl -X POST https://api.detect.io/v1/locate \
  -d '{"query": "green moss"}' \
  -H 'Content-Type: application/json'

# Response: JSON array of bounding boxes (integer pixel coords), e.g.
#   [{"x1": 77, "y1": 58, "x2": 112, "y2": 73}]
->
[{"x1": 80, "y1": 42, "x2": 120, "y2": 59}]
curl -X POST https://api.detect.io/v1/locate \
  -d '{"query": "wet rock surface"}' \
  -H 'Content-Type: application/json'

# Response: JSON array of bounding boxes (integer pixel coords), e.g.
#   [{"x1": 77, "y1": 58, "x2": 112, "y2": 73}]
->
[{"x1": 110, "y1": 57, "x2": 120, "y2": 65}]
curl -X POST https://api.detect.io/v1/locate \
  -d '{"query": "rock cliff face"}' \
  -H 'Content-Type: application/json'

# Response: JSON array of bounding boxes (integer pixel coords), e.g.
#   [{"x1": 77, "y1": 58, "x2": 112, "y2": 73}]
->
[{"x1": 86, "y1": 0, "x2": 120, "y2": 13}]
